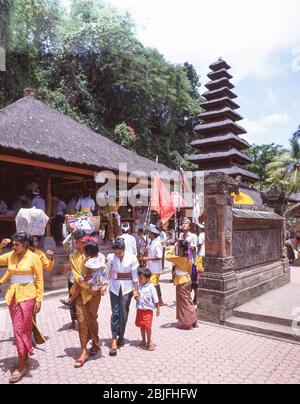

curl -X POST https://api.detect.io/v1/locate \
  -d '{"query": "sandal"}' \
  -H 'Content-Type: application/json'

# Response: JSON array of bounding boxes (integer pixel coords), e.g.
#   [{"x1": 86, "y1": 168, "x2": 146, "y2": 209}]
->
[
  {"x1": 117, "y1": 338, "x2": 125, "y2": 348},
  {"x1": 147, "y1": 343, "x2": 156, "y2": 352},
  {"x1": 90, "y1": 347, "x2": 101, "y2": 356},
  {"x1": 74, "y1": 355, "x2": 89, "y2": 368},
  {"x1": 109, "y1": 348, "x2": 118, "y2": 357},
  {"x1": 137, "y1": 341, "x2": 147, "y2": 350},
  {"x1": 9, "y1": 368, "x2": 27, "y2": 384}
]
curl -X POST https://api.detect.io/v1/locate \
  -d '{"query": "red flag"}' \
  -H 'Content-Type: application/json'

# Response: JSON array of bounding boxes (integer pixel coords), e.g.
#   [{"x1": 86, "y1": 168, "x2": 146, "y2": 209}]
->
[
  {"x1": 151, "y1": 172, "x2": 176, "y2": 226},
  {"x1": 171, "y1": 191, "x2": 188, "y2": 209}
]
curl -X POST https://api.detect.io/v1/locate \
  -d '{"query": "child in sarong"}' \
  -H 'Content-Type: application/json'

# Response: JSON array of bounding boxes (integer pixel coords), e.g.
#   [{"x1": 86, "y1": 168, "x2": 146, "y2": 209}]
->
[{"x1": 63, "y1": 240, "x2": 108, "y2": 305}]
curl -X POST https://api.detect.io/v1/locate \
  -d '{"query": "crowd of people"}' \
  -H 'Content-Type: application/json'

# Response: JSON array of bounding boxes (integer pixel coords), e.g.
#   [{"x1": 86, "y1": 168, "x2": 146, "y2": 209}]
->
[{"x1": 0, "y1": 217, "x2": 205, "y2": 384}]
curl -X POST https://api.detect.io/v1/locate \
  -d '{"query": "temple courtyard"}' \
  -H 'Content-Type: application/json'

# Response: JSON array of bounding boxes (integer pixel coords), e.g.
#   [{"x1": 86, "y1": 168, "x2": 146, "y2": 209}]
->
[{"x1": 0, "y1": 268, "x2": 300, "y2": 385}]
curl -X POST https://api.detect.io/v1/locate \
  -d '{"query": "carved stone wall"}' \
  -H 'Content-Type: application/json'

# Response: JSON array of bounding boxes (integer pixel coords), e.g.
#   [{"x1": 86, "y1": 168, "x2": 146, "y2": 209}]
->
[
  {"x1": 198, "y1": 172, "x2": 290, "y2": 325},
  {"x1": 233, "y1": 228, "x2": 281, "y2": 270}
]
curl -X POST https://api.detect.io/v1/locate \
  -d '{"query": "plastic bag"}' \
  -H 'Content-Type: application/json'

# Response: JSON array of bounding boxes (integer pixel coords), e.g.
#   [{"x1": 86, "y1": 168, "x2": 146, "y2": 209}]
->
[
  {"x1": 16, "y1": 208, "x2": 49, "y2": 236},
  {"x1": 67, "y1": 216, "x2": 96, "y2": 235}
]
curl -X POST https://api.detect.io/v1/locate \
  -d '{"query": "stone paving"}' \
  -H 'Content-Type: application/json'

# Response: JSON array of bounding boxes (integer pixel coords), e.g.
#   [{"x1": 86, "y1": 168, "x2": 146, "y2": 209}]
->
[{"x1": 1, "y1": 270, "x2": 300, "y2": 384}]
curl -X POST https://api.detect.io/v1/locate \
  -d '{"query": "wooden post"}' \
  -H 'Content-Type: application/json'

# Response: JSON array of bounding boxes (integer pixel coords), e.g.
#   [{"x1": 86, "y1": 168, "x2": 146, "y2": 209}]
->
[{"x1": 46, "y1": 175, "x2": 52, "y2": 236}]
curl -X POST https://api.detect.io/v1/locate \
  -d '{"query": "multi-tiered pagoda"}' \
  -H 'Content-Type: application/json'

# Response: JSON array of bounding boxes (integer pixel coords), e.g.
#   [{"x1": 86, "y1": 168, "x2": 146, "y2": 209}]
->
[{"x1": 188, "y1": 58, "x2": 259, "y2": 185}]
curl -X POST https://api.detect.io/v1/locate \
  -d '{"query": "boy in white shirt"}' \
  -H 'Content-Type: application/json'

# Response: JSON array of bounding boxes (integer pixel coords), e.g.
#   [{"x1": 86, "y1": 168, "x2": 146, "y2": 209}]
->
[
  {"x1": 134, "y1": 268, "x2": 160, "y2": 351},
  {"x1": 140, "y1": 224, "x2": 166, "y2": 306}
]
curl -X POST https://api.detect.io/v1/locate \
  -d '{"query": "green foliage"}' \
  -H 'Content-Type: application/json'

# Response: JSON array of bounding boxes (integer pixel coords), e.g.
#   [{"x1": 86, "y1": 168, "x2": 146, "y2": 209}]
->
[
  {"x1": 245, "y1": 143, "x2": 284, "y2": 189},
  {"x1": 266, "y1": 131, "x2": 300, "y2": 194},
  {"x1": 0, "y1": 0, "x2": 202, "y2": 169},
  {"x1": 114, "y1": 122, "x2": 136, "y2": 150}
]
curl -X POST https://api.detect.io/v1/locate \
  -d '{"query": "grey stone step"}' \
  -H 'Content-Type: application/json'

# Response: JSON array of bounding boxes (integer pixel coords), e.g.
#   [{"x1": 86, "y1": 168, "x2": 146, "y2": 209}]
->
[
  {"x1": 225, "y1": 316, "x2": 300, "y2": 343},
  {"x1": 233, "y1": 309, "x2": 300, "y2": 327}
]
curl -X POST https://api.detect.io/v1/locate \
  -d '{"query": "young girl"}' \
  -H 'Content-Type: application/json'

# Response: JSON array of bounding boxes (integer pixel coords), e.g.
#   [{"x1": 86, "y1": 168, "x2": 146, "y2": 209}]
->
[
  {"x1": 66, "y1": 239, "x2": 108, "y2": 305},
  {"x1": 134, "y1": 268, "x2": 160, "y2": 351}
]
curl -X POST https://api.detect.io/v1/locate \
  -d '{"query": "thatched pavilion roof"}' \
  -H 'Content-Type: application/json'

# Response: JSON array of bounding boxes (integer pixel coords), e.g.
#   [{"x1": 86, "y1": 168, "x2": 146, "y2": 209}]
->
[{"x1": 0, "y1": 96, "x2": 170, "y2": 175}]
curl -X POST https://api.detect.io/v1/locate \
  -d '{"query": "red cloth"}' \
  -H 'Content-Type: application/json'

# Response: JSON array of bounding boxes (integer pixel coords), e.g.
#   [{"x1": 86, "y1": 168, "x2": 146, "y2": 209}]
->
[
  {"x1": 135, "y1": 309, "x2": 153, "y2": 330},
  {"x1": 9, "y1": 297, "x2": 36, "y2": 357},
  {"x1": 151, "y1": 172, "x2": 176, "y2": 226},
  {"x1": 171, "y1": 191, "x2": 188, "y2": 209}
]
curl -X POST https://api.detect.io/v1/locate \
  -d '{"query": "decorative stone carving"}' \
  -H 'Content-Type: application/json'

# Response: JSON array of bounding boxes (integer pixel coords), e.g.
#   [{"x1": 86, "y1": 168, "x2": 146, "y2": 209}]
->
[
  {"x1": 205, "y1": 173, "x2": 239, "y2": 196},
  {"x1": 204, "y1": 256, "x2": 235, "y2": 273},
  {"x1": 225, "y1": 207, "x2": 233, "y2": 243},
  {"x1": 233, "y1": 229, "x2": 280, "y2": 270},
  {"x1": 207, "y1": 207, "x2": 218, "y2": 242},
  {"x1": 215, "y1": 194, "x2": 233, "y2": 207},
  {"x1": 205, "y1": 197, "x2": 217, "y2": 208},
  {"x1": 261, "y1": 186, "x2": 287, "y2": 216}
]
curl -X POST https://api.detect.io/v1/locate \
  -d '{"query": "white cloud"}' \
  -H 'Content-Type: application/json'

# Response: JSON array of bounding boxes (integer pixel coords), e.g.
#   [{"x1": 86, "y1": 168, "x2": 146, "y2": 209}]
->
[
  {"x1": 243, "y1": 113, "x2": 291, "y2": 135},
  {"x1": 107, "y1": 0, "x2": 300, "y2": 82},
  {"x1": 265, "y1": 89, "x2": 278, "y2": 107}
]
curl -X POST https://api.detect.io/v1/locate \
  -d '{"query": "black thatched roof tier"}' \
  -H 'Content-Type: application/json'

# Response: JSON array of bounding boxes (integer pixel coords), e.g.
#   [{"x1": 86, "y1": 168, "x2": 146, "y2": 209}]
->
[
  {"x1": 198, "y1": 107, "x2": 243, "y2": 123},
  {"x1": 207, "y1": 69, "x2": 233, "y2": 81},
  {"x1": 194, "y1": 119, "x2": 247, "y2": 135},
  {"x1": 191, "y1": 133, "x2": 250, "y2": 150},
  {"x1": 188, "y1": 148, "x2": 252, "y2": 165},
  {"x1": 193, "y1": 166, "x2": 259, "y2": 181},
  {"x1": 190, "y1": 58, "x2": 257, "y2": 185},
  {"x1": 0, "y1": 97, "x2": 170, "y2": 175},
  {"x1": 203, "y1": 87, "x2": 237, "y2": 101},
  {"x1": 209, "y1": 59, "x2": 231, "y2": 72},
  {"x1": 200, "y1": 97, "x2": 239, "y2": 112},
  {"x1": 205, "y1": 77, "x2": 235, "y2": 91}
]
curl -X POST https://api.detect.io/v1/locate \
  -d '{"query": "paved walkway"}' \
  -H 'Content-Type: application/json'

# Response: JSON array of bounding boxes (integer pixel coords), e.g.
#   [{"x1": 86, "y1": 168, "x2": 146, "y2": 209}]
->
[{"x1": 1, "y1": 270, "x2": 300, "y2": 384}]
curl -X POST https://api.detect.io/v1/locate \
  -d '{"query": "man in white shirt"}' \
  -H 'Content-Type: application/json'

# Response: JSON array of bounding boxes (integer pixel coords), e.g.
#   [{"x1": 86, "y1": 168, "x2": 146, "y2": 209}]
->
[
  {"x1": 140, "y1": 224, "x2": 165, "y2": 306},
  {"x1": 119, "y1": 222, "x2": 138, "y2": 257},
  {"x1": 31, "y1": 189, "x2": 46, "y2": 212},
  {"x1": 75, "y1": 193, "x2": 96, "y2": 216},
  {"x1": 107, "y1": 238, "x2": 139, "y2": 356}
]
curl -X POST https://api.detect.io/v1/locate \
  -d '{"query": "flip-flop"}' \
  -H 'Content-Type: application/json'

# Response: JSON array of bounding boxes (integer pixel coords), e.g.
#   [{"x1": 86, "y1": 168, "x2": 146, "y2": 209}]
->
[
  {"x1": 9, "y1": 368, "x2": 27, "y2": 384},
  {"x1": 137, "y1": 342, "x2": 147, "y2": 350}
]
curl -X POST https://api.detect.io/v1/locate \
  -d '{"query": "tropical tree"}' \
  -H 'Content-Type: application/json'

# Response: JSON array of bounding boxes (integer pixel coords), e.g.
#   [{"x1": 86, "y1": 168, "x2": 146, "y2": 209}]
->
[
  {"x1": 266, "y1": 129, "x2": 300, "y2": 195},
  {"x1": 0, "y1": 0, "x2": 202, "y2": 169},
  {"x1": 245, "y1": 143, "x2": 283, "y2": 189}
]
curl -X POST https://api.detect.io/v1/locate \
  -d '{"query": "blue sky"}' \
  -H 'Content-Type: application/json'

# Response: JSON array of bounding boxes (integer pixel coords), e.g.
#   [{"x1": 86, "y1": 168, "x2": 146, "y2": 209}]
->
[{"x1": 61, "y1": 0, "x2": 300, "y2": 148}]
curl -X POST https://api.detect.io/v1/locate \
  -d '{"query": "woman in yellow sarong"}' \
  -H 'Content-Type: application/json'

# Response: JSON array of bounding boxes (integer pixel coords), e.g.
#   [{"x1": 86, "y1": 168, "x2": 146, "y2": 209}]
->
[{"x1": 166, "y1": 240, "x2": 198, "y2": 330}]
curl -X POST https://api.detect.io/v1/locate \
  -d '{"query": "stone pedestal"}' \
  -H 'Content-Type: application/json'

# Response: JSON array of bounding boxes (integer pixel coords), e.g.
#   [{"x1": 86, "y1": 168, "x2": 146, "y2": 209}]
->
[
  {"x1": 197, "y1": 173, "x2": 239, "y2": 324},
  {"x1": 261, "y1": 187, "x2": 287, "y2": 216},
  {"x1": 197, "y1": 173, "x2": 290, "y2": 325}
]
